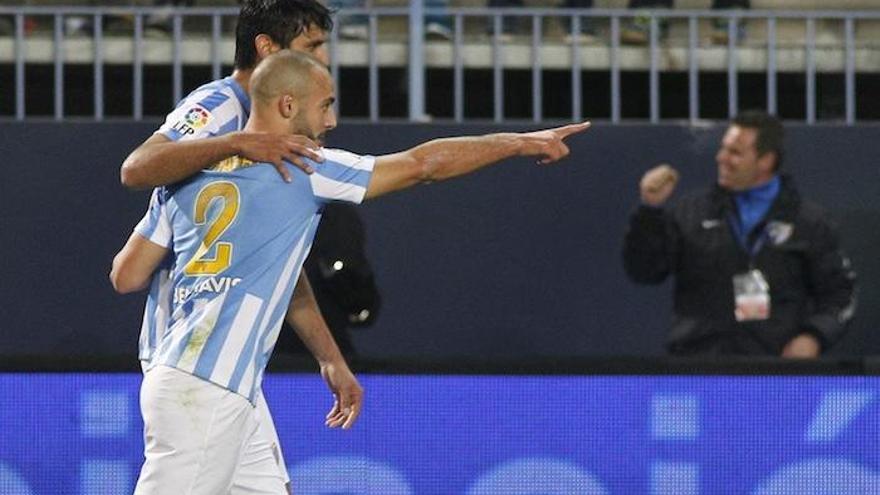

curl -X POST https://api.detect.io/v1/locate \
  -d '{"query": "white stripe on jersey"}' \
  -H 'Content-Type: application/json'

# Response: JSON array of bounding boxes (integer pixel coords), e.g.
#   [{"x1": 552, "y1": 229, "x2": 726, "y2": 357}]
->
[
  {"x1": 260, "y1": 219, "x2": 316, "y2": 357},
  {"x1": 135, "y1": 191, "x2": 172, "y2": 248},
  {"x1": 161, "y1": 297, "x2": 211, "y2": 370},
  {"x1": 151, "y1": 213, "x2": 172, "y2": 247},
  {"x1": 138, "y1": 268, "x2": 171, "y2": 364},
  {"x1": 249, "y1": 285, "x2": 295, "y2": 403},
  {"x1": 309, "y1": 173, "x2": 367, "y2": 204},
  {"x1": 152, "y1": 270, "x2": 172, "y2": 358},
  {"x1": 138, "y1": 306, "x2": 150, "y2": 361},
  {"x1": 155, "y1": 270, "x2": 172, "y2": 339},
  {"x1": 236, "y1": 222, "x2": 313, "y2": 397},
  {"x1": 209, "y1": 293, "x2": 264, "y2": 387},
  {"x1": 198, "y1": 99, "x2": 242, "y2": 140},
  {"x1": 322, "y1": 148, "x2": 375, "y2": 170},
  {"x1": 176, "y1": 296, "x2": 223, "y2": 373}
]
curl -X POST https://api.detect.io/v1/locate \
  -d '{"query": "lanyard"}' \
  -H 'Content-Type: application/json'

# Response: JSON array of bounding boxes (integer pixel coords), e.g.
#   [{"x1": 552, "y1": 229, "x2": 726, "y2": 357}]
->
[{"x1": 727, "y1": 212, "x2": 769, "y2": 261}]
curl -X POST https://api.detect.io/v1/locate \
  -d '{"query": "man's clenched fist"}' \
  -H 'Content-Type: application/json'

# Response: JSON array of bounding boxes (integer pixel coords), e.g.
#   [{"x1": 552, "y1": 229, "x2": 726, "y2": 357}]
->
[{"x1": 640, "y1": 163, "x2": 679, "y2": 207}]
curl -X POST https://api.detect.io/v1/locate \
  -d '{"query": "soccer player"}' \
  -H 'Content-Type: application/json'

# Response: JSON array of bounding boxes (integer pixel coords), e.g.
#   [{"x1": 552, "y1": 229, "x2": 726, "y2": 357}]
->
[
  {"x1": 111, "y1": 50, "x2": 589, "y2": 494},
  {"x1": 116, "y1": 2, "x2": 354, "y2": 491},
  {"x1": 120, "y1": 0, "x2": 331, "y2": 189}
]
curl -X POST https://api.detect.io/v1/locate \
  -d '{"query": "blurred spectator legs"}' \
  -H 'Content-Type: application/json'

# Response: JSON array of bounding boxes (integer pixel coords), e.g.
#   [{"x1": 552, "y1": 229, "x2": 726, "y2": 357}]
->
[
  {"x1": 333, "y1": 0, "x2": 370, "y2": 40},
  {"x1": 18, "y1": 1, "x2": 162, "y2": 37},
  {"x1": 487, "y1": 0, "x2": 527, "y2": 39},
  {"x1": 621, "y1": 0, "x2": 750, "y2": 45},
  {"x1": 710, "y1": 0, "x2": 750, "y2": 44},
  {"x1": 146, "y1": 0, "x2": 196, "y2": 34},
  {"x1": 485, "y1": 0, "x2": 597, "y2": 42},
  {"x1": 562, "y1": 0, "x2": 597, "y2": 43},
  {"x1": 334, "y1": 0, "x2": 452, "y2": 41},
  {"x1": 620, "y1": 0, "x2": 671, "y2": 45}
]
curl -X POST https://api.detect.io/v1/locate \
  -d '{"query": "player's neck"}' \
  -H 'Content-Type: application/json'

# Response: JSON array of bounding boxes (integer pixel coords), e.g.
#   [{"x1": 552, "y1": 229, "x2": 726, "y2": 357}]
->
[
  {"x1": 243, "y1": 108, "x2": 287, "y2": 135},
  {"x1": 231, "y1": 69, "x2": 253, "y2": 95}
]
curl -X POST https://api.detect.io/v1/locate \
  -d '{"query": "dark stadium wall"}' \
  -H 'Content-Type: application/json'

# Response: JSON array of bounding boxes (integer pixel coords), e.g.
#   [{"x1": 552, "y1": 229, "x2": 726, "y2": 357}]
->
[{"x1": 1, "y1": 122, "x2": 877, "y2": 360}]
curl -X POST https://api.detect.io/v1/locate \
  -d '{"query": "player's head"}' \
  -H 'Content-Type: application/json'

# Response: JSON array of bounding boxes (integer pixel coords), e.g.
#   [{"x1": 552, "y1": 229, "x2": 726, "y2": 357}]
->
[
  {"x1": 251, "y1": 50, "x2": 336, "y2": 146},
  {"x1": 234, "y1": 0, "x2": 334, "y2": 70},
  {"x1": 716, "y1": 110, "x2": 784, "y2": 191}
]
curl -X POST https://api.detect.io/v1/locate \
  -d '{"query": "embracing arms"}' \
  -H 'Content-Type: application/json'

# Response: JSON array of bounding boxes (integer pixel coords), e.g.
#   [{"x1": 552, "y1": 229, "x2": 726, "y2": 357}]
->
[{"x1": 120, "y1": 132, "x2": 322, "y2": 189}]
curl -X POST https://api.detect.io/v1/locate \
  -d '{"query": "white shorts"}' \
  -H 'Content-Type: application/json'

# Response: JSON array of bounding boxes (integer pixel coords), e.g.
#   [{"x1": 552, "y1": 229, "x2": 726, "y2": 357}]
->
[
  {"x1": 134, "y1": 365, "x2": 288, "y2": 495},
  {"x1": 253, "y1": 389, "x2": 290, "y2": 485}
]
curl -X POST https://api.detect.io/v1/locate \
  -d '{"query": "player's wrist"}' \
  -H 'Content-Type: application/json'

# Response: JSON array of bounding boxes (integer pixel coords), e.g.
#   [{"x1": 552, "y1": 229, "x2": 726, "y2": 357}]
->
[
  {"x1": 493, "y1": 133, "x2": 524, "y2": 157},
  {"x1": 222, "y1": 131, "x2": 245, "y2": 156},
  {"x1": 317, "y1": 353, "x2": 347, "y2": 368}
]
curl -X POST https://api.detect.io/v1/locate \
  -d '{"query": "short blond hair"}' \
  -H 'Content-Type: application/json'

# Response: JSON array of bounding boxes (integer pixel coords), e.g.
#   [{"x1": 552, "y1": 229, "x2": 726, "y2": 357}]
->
[{"x1": 250, "y1": 49, "x2": 327, "y2": 104}]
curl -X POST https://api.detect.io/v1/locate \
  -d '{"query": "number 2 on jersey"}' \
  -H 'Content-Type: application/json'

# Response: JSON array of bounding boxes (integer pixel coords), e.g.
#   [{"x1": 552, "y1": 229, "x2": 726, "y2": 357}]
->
[{"x1": 184, "y1": 181, "x2": 240, "y2": 276}]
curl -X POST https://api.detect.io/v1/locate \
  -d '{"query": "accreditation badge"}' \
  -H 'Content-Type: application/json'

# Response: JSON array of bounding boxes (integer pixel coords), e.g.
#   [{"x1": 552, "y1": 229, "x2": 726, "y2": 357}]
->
[{"x1": 733, "y1": 269, "x2": 770, "y2": 322}]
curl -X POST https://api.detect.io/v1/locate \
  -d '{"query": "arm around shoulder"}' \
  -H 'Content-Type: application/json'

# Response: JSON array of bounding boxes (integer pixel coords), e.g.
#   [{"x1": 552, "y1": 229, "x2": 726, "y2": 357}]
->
[{"x1": 120, "y1": 132, "x2": 240, "y2": 189}]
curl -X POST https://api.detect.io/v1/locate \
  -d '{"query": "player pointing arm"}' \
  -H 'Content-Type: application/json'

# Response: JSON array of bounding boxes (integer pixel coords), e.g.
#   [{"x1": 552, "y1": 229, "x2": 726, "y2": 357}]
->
[
  {"x1": 363, "y1": 122, "x2": 590, "y2": 200},
  {"x1": 113, "y1": 49, "x2": 590, "y2": 315}
]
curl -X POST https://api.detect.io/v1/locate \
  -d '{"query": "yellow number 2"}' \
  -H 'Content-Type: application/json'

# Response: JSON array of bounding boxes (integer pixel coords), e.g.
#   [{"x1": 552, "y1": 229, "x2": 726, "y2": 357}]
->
[{"x1": 183, "y1": 181, "x2": 240, "y2": 276}]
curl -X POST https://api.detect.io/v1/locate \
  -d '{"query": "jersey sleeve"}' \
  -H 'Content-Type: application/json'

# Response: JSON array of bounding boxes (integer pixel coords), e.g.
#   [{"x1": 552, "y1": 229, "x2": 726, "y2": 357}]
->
[
  {"x1": 155, "y1": 88, "x2": 238, "y2": 142},
  {"x1": 134, "y1": 188, "x2": 173, "y2": 248},
  {"x1": 308, "y1": 148, "x2": 376, "y2": 204}
]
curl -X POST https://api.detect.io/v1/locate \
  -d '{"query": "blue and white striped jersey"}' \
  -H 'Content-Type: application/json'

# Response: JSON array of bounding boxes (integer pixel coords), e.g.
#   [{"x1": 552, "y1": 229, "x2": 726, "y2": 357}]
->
[
  {"x1": 134, "y1": 190, "x2": 174, "y2": 363},
  {"x1": 136, "y1": 77, "x2": 251, "y2": 366},
  {"x1": 139, "y1": 150, "x2": 374, "y2": 402},
  {"x1": 157, "y1": 76, "x2": 251, "y2": 142}
]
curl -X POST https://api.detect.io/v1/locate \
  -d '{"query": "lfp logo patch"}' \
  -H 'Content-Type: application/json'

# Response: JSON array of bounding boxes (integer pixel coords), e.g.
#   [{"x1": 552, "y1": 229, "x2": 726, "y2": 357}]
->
[
  {"x1": 171, "y1": 105, "x2": 212, "y2": 137},
  {"x1": 184, "y1": 106, "x2": 210, "y2": 128}
]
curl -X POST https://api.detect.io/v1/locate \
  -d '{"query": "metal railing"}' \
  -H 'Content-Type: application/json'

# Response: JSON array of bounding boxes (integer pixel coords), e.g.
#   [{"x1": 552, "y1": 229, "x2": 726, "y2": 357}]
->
[{"x1": 1, "y1": 5, "x2": 878, "y2": 123}]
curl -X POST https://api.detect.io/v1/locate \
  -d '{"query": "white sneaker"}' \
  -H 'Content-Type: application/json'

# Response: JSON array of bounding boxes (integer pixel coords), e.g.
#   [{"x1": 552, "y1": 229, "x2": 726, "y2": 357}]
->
[
  {"x1": 64, "y1": 16, "x2": 89, "y2": 36},
  {"x1": 491, "y1": 32, "x2": 514, "y2": 44},
  {"x1": 563, "y1": 32, "x2": 597, "y2": 45},
  {"x1": 425, "y1": 21, "x2": 452, "y2": 41}
]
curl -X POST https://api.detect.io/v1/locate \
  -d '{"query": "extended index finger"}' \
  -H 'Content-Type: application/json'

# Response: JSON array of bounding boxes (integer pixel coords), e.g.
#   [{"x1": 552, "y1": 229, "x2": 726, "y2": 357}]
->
[{"x1": 552, "y1": 121, "x2": 591, "y2": 139}]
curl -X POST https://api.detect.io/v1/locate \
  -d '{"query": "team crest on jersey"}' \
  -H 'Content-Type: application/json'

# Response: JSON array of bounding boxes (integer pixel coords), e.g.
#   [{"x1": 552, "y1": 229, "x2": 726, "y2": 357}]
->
[
  {"x1": 171, "y1": 105, "x2": 212, "y2": 136},
  {"x1": 766, "y1": 221, "x2": 794, "y2": 245}
]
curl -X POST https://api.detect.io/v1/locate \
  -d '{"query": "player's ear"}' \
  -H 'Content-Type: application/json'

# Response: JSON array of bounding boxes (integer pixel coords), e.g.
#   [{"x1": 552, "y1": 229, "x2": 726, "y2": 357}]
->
[
  {"x1": 254, "y1": 34, "x2": 279, "y2": 61},
  {"x1": 279, "y1": 94, "x2": 298, "y2": 119}
]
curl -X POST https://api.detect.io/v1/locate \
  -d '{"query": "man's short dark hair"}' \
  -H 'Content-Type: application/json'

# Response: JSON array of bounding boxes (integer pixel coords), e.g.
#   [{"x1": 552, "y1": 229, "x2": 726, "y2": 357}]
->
[
  {"x1": 234, "y1": 0, "x2": 334, "y2": 70},
  {"x1": 732, "y1": 110, "x2": 785, "y2": 171}
]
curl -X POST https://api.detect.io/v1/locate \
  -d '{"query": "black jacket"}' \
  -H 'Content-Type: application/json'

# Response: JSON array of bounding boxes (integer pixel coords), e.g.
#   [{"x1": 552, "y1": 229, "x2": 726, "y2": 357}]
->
[{"x1": 623, "y1": 175, "x2": 857, "y2": 355}]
